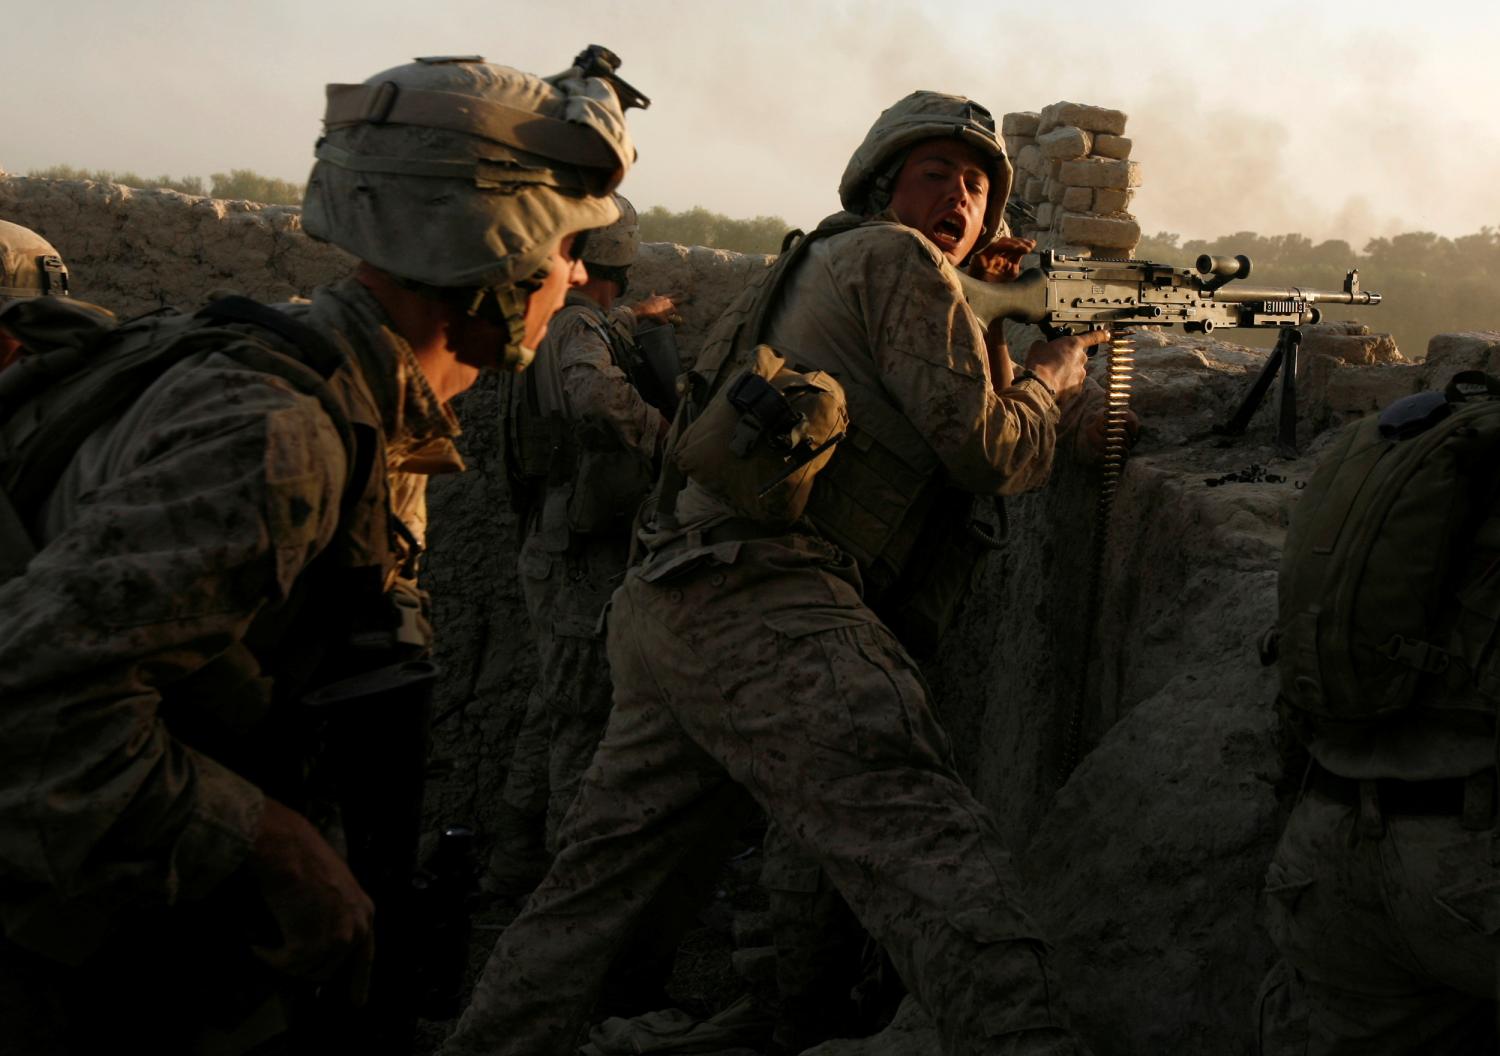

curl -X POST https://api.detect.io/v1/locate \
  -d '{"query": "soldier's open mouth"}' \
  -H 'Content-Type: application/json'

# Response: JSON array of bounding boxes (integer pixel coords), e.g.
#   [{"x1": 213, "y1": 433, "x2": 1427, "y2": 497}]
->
[{"x1": 931, "y1": 215, "x2": 966, "y2": 249}]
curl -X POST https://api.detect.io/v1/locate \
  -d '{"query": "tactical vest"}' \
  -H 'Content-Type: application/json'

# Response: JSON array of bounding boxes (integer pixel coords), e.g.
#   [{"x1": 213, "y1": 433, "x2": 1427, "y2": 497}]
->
[
  {"x1": 505, "y1": 297, "x2": 659, "y2": 538},
  {"x1": 1277, "y1": 371, "x2": 1500, "y2": 738},
  {"x1": 658, "y1": 218, "x2": 1002, "y2": 653}
]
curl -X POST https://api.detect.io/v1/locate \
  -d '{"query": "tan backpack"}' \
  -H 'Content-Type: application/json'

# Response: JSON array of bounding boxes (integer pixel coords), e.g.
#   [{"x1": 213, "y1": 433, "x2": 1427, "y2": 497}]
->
[{"x1": 1277, "y1": 371, "x2": 1500, "y2": 734}]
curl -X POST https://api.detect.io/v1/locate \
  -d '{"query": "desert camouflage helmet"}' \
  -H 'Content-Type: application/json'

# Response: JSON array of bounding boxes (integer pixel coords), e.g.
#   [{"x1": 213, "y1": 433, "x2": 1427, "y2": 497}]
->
[
  {"x1": 302, "y1": 53, "x2": 638, "y2": 292},
  {"x1": 0, "y1": 220, "x2": 70, "y2": 301},
  {"x1": 578, "y1": 194, "x2": 639, "y2": 268},
  {"x1": 839, "y1": 91, "x2": 1014, "y2": 255}
]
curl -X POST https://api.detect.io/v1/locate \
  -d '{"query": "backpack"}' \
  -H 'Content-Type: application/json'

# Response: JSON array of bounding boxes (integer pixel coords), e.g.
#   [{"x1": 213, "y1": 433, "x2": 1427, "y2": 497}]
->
[
  {"x1": 0, "y1": 295, "x2": 374, "y2": 584},
  {"x1": 1277, "y1": 370, "x2": 1500, "y2": 731}
]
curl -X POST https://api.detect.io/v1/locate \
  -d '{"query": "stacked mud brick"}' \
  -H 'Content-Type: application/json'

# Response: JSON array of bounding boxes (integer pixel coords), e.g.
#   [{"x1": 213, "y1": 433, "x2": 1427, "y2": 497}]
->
[{"x1": 1003, "y1": 102, "x2": 1142, "y2": 259}]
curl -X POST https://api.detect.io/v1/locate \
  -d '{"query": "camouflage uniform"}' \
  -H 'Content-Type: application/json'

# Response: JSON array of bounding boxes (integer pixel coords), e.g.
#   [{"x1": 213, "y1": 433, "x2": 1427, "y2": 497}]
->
[
  {"x1": 444, "y1": 215, "x2": 1080, "y2": 1056},
  {"x1": 1259, "y1": 681, "x2": 1499, "y2": 1054},
  {"x1": 0, "y1": 278, "x2": 460, "y2": 1050},
  {"x1": 501, "y1": 290, "x2": 665, "y2": 849},
  {"x1": 1257, "y1": 396, "x2": 1500, "y2": 1054},
  {"x1": 0, "y1": 52, "x2": 638, "y2": 1054}
]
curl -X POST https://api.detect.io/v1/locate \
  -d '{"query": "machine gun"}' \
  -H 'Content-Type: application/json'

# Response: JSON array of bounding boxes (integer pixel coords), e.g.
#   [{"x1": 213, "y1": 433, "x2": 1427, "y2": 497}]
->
[
  {"x1": 959, "y1": 250, "x2": 1382, "y2": 777},
  {"x1": 959, "y1": 250, "x2": 1380, "y2": 455}
]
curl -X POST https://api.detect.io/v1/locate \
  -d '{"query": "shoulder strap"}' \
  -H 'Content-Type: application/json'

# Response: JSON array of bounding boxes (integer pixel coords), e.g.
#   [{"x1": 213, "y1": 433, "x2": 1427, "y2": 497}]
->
[
  {"x1": 691, "y1": 219, "x2": 862, "y2": 395},
  {"x1": 195, "y1": 295, "x2": 346, "y2": 379}
]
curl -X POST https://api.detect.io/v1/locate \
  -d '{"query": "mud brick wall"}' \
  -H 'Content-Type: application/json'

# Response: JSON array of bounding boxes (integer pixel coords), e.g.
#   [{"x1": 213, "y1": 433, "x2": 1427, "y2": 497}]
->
[{"x1": 1003, "y1": 101, "x2": 1142, "y2": 259}]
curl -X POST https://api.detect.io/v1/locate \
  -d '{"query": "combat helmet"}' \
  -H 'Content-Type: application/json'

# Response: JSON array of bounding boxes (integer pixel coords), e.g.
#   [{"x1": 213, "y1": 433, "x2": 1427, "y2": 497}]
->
[
  {"x1": 577, "y1": 193, "x2": 639, "y2": 292},
  {"x1": 838, "y1": 91, "x2": 1014, "y2": 259},
  {"x1": 0, "y1": 220, "x2": 69, "y2": 302},
  {"x1": 302, "y1": 48, "x2": 644, "y2": 368}
]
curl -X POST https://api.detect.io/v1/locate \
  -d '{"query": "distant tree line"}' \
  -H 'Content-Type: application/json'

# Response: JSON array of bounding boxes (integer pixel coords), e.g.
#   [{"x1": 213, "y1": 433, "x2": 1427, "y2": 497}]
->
[
  {"x1": 637, "y1": 205, "x2": 792, "y2": 256},
  {"x1": 1135, "y1": 228, "x2": 1500, "y2": 358},
  {"x1": 26, "y1": 165, "x2": 304, "y2": 205}
]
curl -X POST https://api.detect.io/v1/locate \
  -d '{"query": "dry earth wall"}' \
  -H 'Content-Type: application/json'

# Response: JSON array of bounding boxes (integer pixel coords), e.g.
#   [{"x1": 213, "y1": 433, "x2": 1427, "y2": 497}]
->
[{"x1": 6, "y1": 172, "x2": 1496, "y2": 1055}]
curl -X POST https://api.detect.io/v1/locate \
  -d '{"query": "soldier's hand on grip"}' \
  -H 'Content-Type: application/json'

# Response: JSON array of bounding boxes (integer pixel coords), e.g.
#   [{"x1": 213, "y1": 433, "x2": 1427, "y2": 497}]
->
[
  {"x1": 1024, "y1": 329, "x2": 1109, "y2": 406},
  {"x1": 248, "y1": 797, "x2": 377, "y2": 1003}
]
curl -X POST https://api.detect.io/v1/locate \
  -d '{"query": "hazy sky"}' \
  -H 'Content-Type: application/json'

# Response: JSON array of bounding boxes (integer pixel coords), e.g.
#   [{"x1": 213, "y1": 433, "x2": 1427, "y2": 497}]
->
[{"x1": 4, "y1": 1, "x2": 1495, "y2": 246}]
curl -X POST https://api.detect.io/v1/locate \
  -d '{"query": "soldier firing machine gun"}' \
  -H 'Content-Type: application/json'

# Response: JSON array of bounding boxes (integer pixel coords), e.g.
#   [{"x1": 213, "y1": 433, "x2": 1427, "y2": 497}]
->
[{"x1": 957, "y1": 250, "x2": 1381, "y2": 776}]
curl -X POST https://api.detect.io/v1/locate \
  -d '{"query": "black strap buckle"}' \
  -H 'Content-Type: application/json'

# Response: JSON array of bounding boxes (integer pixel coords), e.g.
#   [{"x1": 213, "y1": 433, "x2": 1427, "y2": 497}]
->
[
  {"x1": 37, "y1": 255, "x2": 69, "y2": 297},
  {"x1": 726, "y1": 372, "x2": 805, "y2": 457}
]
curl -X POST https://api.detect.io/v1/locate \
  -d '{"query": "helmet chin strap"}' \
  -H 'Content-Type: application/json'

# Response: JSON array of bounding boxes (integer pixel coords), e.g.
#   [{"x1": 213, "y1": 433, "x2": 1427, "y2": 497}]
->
[
  {"x1": 477, "y1": 282, "x2": 535, "y2": 371},
  {"x1": 865, "y1": 151, "x2": 909, "y2": 216},
  {"x1": 393, "y1": 262, "x2": 550, "y2": 372}
]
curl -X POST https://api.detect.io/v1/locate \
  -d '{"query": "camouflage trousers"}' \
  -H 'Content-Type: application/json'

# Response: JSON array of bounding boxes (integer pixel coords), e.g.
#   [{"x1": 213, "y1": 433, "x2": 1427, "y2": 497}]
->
[
  {"x1": 500, "y1": 528, "x2": 627, "y2": 851},
  {"x1": 443, "y1": 534, "x2": 1078, "y2": 1056},
  {"x1": 762, "y1": 819, "x2": 894, "y2": 1049},
  {"x1": 1257, "y1": 785, "x2": 1500, "y2": 1055}
]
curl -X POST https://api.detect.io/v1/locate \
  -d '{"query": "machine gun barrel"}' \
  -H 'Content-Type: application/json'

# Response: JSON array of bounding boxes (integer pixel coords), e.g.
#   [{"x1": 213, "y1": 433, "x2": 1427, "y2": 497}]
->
[{"x1": 1208, "y1": 284, "x2": 1380, "y2": 306}]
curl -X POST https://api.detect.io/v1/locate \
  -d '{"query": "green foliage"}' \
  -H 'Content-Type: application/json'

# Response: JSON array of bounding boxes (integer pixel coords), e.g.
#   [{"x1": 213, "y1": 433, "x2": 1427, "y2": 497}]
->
[
  {"x1": 25, "y1": 165, "x2": 305, "y2": 205},
  {"x1": 638, "y1": 205, "x2": 792, "y2": 256},
  {"x1": 26, "y1": 164, "x2": 206, "y2": 196},
  {"x1": 209, "y1": 169, "x2": 304, "y2": 205},
  {"x1": 1136, "y1": 228, "x2": 1500, "y2": 358}
]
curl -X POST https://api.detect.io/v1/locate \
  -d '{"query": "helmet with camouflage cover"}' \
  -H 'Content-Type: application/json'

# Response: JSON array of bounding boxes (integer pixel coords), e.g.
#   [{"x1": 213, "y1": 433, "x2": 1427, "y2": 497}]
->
[
  {"x1": 575, "y1": 193, "x2": 639, "y2": 294},
  {"x1": 578, "y1": 194, "x2": 639, "y2": 269},
  {"x1": 302, "y1": 52, "x2": 640, "y2": 366},
  {"x1": 0, "y1": 220, "x2": 70, "y2": 303},
  {"x1": 838, "y1": 91, "x2": 1014, "y2": 259}
]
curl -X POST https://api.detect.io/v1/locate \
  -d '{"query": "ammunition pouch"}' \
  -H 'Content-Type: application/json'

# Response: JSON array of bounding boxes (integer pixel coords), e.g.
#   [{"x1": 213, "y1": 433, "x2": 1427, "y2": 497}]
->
[
  {"x1": 803, "y1": 390, "x2": 942, "y2": 597},
  {"x1": 509, "y1": 407, "x2": 565, "y2": 483},
  {"x1": 672, "y1": 345, "x2": 848, "y2": 526}
]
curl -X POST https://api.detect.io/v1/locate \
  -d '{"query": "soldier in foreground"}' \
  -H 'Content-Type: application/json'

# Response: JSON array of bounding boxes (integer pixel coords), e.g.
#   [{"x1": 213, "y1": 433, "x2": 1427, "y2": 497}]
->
[
  {"x1": 0, "y1": 219, "x2": 113, "y2": 370},
  {"x1": 0, "y1": 54, "x2": 634, "y2": 1053},
  {"x1": 444, "y1": 92, "x2": 1102, "y2": 1056},
  {"x1": 1258, "y1": 376, "x2": 1500, "y2": 1054},
  {"x1": 490, "y1": 194, "x2": 678, "y2": 899}
]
